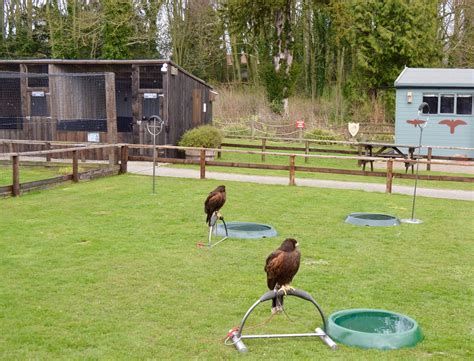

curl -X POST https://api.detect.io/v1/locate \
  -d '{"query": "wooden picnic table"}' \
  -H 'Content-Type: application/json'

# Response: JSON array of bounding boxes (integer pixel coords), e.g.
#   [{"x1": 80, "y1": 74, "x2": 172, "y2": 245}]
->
[{"x1": 358, "y1": 142, "x2": 420, "y2": 173}]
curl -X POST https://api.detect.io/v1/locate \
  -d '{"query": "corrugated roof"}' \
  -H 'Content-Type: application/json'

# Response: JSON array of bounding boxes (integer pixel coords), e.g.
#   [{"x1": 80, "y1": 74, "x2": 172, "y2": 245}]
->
[
  {"x1": 0, "y1": 59, "x2": 213, "y2": 89},
  {"x1": 394, "y1": 67, "x2": 474, "y2": 88}
]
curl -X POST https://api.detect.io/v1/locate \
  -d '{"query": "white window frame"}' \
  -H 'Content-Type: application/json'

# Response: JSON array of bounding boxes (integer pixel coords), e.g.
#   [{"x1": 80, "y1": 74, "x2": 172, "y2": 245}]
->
[{"x1": 422, "y1": 93, "x2": 473, "y2": 115}]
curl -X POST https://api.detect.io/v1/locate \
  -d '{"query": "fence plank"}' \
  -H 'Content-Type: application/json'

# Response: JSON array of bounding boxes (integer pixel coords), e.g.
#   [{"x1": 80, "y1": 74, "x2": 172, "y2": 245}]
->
[
  {"x1": 200, "y1": 149, "x2": 206, "y2": 179},
  {"x1": 105, "y1": 73, "x2": 118, "y2": 164},
  {"x1": 427, "y1": 147, "x2": 432, "y2": 171},
  {"x1": 12, "y1": 155, "x2": 20, "y2": 196},
  {"x1": 305, "y1": 141, "x2": 309, "y2": 163},
  {"x1": 72, "y1": 150, "x2": 79, "y2": 182},
  {"x1": 289, "y1": 155, "x2": 296, "y2": 186},
  {"x1": 120, "y1": 145, "x2": 128, "y2": 174},
  {"x1": 386, "y1": 159, "x2": 393, "y2": 193}
]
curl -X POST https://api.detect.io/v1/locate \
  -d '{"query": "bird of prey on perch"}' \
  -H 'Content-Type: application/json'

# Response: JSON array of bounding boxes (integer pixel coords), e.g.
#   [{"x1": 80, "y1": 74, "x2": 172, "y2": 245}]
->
[
  {"x1": 204, "y1": 185, "x2": 226, "y2": 226},
  {"x1": 264, "y1": 238, "x2": 301, "y2": 313}
]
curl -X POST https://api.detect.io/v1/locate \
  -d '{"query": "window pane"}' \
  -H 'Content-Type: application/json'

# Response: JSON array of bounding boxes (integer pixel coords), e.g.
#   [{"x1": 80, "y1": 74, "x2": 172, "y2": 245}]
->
[
  {"x1": 440, "y1": 94, "x2": 455, "y2": 113},
  {"x1": 422, "y1": 94, "x2": 438, "y2": 114},
  {"x1": 457, "y1": 95, "x2": 472, "y2": 115},
  {"x1": 139, "y1": 66, "x2": 163, "y2": 89},
  {"x1": 30, "y1": 93, "x2": 49, "y2": 116}
]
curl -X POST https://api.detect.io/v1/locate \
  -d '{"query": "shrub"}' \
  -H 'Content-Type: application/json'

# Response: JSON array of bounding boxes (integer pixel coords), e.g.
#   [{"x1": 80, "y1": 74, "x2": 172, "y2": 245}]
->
[
  {"x1": 222, "y1": 124, "x2": 251, "y2": 137},
  {"x1": 304, "y1": 128, "x2": 342, "y2": 141},
  {"x1": 178, "y1": 125, "x2": 223, "y2": 148}
]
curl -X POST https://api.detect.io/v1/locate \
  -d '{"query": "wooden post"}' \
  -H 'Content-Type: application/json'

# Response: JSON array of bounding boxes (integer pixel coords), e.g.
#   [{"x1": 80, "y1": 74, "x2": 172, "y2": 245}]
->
[
  {"x1": 217, "y1": 145, "x2": 222, "y2": 159},
  {"x1": 386, "y1": 159, "x2": 393, "y2": 193},
  {"x1": 305, "y1": 141, "x2": 309, "y2": 163},
  {"x1": 19, "y1": 64, "x2": 30, "y2": 144},
  {"x1": 200, "y1": 149, "x2": 206, "y2": 179},
  {"x1": 72, "y1": 150, "x2": 79, "y2": 182},
  {"x1": 12, "y1": 155, "x2": 20, "y2": 197},
  {"x1": 131, "y1": 65, "x2": 141, "y2": 155},
  {"x1": 261, "y1": 138, "x2": 266, "y2": 162},
  {"x1": 105, "y1": 72, "x2": 117, "y2": 165},
  {"x1": 427, "y1": 147, "x2": 432, "y2": 171},
  {"x1": 46, "y1": 142, "x2": 52, "y2": 162},
  {"x1": 357, "y1": 144, "x2": 362, "y2": 167},
  {"x1": 289, "y1": 155, "x2": 296, "y2": 186},
  {"x1": 120, "y1": 145, "x2": 128, "y2": 174}
]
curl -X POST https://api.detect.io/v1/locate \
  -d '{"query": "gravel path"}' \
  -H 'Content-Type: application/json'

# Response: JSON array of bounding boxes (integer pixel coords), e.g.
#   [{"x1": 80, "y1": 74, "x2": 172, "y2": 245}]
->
[{"x1": 127, "y1": 162, "x2": 473, "y2": 201}]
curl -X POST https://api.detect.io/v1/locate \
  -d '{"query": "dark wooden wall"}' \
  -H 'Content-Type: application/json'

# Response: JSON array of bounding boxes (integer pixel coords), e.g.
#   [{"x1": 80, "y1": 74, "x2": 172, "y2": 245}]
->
[
  {"x1": 167, "y1": 64, "x2": 213, "y2": 151},
  {"x1": 0, "y1": 61, "x2": 214, "y2": 159}
]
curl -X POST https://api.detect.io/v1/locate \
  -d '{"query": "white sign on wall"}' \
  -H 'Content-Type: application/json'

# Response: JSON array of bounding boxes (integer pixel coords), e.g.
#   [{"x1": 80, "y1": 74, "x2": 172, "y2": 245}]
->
[
  {"x1": 144, "y1": 93, "x2": 158, "y2": 99},
  {"x1": 87, "y1": 132, "x2": 100, "y2": 142},
  {"x1": 32, "y1": 91, "x2": 45, "y2": 97}
]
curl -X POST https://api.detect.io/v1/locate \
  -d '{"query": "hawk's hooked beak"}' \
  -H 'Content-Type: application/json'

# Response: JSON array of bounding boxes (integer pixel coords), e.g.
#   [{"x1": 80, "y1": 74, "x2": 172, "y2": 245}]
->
[{"x1": 295, "y1": 242, "x2": 299, "y2": 247}]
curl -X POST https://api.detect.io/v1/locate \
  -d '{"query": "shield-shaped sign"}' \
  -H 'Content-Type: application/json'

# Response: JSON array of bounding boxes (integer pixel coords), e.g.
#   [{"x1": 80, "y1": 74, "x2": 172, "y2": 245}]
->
[{"x1": 348, "y1": 122, "x2": 360, "y2": 137}]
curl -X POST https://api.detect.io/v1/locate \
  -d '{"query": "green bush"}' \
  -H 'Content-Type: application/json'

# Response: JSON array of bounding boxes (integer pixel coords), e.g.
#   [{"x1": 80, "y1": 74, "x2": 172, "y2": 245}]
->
[
  {"x1": 178, "y1": 125, "x2": 223, "y2": 148},
  {"x1": 304, "y1": 128, "x2": 342, "y2": 141}
]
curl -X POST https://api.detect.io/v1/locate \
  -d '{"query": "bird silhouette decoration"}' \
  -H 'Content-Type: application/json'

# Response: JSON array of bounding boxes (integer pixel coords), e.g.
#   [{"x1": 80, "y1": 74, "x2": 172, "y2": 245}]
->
[
  {"x1": 438, "y1": 119, "x2": 467, "y2": 134},
  {"x1": 265, "y1": 238, "x2": 301, "y2": 314},
  {"x1": 406, "y1": 119, "x2": 427, "y2": 127}
]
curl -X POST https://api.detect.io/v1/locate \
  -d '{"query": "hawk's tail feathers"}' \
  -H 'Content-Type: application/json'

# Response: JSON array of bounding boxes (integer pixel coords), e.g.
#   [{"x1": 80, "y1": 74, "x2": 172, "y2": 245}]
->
[{"x1": 271, "y1": 293, "x2": 284, "y2": 310}]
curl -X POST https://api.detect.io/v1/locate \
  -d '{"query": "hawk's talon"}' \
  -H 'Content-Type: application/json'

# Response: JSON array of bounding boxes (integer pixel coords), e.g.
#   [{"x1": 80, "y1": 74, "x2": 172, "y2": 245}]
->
[
  {"x1": 278, "y1": 284, "x2": 294, "y2": 295},
  {"x1": 271, "y1": 306, "x2": 283, "y2": 314}
]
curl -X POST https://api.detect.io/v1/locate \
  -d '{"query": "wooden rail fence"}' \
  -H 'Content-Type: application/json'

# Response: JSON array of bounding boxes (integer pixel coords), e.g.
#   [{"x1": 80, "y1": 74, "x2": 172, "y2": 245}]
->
[
  {"x1": 1, "y1": 140, "x2": 473, "y2": 197},
  {"x1": 1, "y1": 143, "x2": 127, "y2": 197},
  {"x1": 128, "y1": 144, "x2": 474, "y2": 193},
  {"x1": 220, "y1": 137, "x2": 474, "y2": 165}
]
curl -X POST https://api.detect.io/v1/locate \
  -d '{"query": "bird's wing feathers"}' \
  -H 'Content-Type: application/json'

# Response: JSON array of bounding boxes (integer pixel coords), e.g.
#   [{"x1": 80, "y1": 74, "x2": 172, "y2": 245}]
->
[
  {"x1": 204, "y1": 192, "x2": 217, "y2": 212},
  {"x1": 265, "y1": 251, "x2": 285, "y2": 290}
]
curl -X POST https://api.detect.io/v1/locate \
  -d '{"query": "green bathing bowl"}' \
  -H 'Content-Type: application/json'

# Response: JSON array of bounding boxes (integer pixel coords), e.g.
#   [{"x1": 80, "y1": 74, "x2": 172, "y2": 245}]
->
[{"x1": 327, "y1": 309, "x2": 422, "y2": 349}]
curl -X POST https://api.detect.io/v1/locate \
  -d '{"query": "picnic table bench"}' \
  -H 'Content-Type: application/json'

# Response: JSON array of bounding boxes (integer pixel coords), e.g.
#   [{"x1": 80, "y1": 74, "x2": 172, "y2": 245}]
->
[{"x1": 358, "y1": 142, "x2": 420, "y2": 173}]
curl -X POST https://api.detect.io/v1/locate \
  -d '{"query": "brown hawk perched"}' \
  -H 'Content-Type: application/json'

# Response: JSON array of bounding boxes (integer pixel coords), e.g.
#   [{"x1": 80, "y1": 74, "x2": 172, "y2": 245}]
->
[
  {"x1": 204, "y1": 185, "x2": 226, "y2": 226},
  {"x1": 264, "y1": 238, "x2": 301, "y2": 313}
]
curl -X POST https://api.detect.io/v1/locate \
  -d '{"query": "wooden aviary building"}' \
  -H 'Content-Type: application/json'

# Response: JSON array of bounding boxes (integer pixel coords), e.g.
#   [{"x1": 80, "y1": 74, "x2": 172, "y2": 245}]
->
[{"x1": 0, "y1": 59, "x2": 216, "y2": 158}]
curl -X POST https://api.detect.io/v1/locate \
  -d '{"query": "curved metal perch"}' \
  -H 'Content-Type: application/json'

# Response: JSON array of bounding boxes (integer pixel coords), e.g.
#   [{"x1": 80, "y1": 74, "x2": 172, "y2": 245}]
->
[{"x1": 229, "y1": 288, "x2": 337, "y2": 352}]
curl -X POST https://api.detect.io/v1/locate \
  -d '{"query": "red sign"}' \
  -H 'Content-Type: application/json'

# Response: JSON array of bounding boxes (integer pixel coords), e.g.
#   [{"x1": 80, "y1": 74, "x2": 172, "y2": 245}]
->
[{"x1": 296, "y1": 120, "x2": 305, "y2": 129}]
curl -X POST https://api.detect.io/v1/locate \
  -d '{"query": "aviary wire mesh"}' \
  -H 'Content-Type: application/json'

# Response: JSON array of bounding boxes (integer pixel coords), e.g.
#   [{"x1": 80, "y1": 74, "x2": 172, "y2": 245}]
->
[{"x1": 0, "y1": 71, "x2": 107, "y2": 134}]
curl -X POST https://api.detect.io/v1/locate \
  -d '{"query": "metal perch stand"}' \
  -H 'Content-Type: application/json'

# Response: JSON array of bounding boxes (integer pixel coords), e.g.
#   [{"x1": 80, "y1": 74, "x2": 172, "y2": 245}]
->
[
  {"x1": 403, "y1": 102, "x2": 429, "y2": 224},
  {"x1": 207, "y1": 212, "x2": 228, "y2": 248},
  {"x1": 228, "y1": 288, "x2": 337, "y2": 352},
  {"x1": 143, "y1": 115, "x2": 164, "y2": 195}
]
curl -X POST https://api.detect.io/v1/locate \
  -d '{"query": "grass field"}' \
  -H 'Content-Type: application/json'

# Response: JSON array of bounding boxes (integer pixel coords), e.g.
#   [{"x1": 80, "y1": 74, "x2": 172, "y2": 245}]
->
[
  {"x1": 1, "y1": 174, "x2": 473, "y2": 359},
  {"x1": 0, "y1": 162, "x2": 97, "y2": 187}
]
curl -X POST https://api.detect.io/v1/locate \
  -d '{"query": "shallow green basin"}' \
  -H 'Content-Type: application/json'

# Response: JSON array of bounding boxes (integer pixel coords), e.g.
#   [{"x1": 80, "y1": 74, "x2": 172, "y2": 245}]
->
[
  {"x1": 327, "y1": 309, "x2": 422, "y2": 349},
  {"x1": 345, "y1": 213, "x2": 400, "y2": 227},
  {"x1": 216, "y1": 222, "x2": 277, "y2": 239}
]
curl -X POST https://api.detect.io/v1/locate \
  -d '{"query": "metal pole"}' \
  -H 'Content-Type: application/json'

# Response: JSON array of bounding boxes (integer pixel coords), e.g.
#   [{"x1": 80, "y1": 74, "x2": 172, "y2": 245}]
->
[
  {"x1": 144, "y1": 115, "x2": 163, "y2": 195},
  {"x1": 403, "y1": 102, "x2": 429, "y2": 224},
  {"x1": 410, "y1": 126, "x2": 423, "y2": 220},
  {"x1": 152, "y1": 116, "x2": 156, "y2": 194}
]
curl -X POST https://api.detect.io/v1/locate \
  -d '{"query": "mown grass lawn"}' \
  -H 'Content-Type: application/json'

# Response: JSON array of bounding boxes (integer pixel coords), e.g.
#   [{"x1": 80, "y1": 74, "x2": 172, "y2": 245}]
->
[
  {"x1": 1, "y1": 174, "x2": 473, "y2": 360},
  {"x1": 0, "y1": 162, "x2": 97, "y2": 187}
]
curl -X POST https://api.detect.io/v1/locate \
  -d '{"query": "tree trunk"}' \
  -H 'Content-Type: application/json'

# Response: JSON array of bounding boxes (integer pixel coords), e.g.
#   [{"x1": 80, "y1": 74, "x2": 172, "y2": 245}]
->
[
  {"x1": 231, "y1": 34, "x2": 241, "y2": 82},
  {"x1": 1, "y1": 0, "x2": 5, "y2": 41},
  {"x1": 273, "y1": 2, "x2": 293, "y2": 117},
  {"x1": 27, "y1": 0, "x2": 32, "y2": 39}
]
